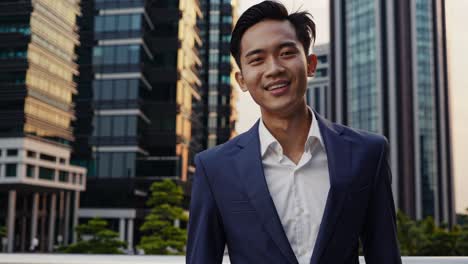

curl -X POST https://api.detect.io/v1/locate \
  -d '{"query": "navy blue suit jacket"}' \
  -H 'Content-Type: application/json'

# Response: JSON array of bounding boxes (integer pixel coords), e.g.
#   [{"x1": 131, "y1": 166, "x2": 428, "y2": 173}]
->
[{"x1": 187, "y1": 113, "x2": 402, "y2": 264}]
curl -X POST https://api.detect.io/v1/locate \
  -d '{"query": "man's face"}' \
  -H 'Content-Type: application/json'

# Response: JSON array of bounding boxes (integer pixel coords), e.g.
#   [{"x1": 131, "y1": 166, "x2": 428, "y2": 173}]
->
[{"x1": 235, "y1": 19, "x2": 317, "y2": 116}]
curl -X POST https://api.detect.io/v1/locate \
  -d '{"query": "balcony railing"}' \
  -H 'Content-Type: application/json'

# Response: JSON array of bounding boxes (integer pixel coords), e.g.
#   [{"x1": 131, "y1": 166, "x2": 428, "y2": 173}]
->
[{"x1": 0, "y1": 254, "x2": 467, "y2": 264}]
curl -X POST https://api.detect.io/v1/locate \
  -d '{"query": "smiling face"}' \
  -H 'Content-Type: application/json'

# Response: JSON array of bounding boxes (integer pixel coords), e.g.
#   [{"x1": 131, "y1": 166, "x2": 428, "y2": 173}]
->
[{"x1": 235, "y1": 19, "x2": 317, "y2": 117}]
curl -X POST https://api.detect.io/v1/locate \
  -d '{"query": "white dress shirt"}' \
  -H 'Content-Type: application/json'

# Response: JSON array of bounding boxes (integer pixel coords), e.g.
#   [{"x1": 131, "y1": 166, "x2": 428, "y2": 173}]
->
[{"x1": 258, "y1": 109, "x2": 330, "y2": 264}]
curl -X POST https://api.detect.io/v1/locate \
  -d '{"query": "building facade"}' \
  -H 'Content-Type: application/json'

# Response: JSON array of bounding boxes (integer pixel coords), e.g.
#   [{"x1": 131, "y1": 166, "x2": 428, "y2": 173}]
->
[
  {"x1": 197, "y1": 0, "x2": 238, "y2": 151},
  {"x1": 306, "y1": 44, "x2": 330, "y2": 118},
  {"x1": 0, "y1": 0, "x2": 85, "y2": 252},
  {"x1": 73, "y1": 0, "x2": 202, "y2": 250},
  {"x1": 330, "y1": 0, "x2": 454, "y2": 224}
]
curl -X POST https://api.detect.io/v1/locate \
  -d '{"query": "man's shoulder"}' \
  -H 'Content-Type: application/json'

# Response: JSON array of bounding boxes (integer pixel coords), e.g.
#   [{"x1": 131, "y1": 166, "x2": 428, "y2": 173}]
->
[
  {"x1": 195, "y1": 130, "x2": 249, "y2": 163},
  {"x1": 330, "y1": 121, "x2": 388, "y2": 149}
]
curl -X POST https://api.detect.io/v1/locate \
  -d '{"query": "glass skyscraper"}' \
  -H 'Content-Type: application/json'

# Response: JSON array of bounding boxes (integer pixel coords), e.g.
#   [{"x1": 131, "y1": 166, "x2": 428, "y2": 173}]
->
[
  {"x1": 307, "y1": 44, "x2": 330, "y2": 117},
  {"x1": 331, "y1": 0, "x2": 454, "y2": 224},
  {"x1": 74, "y1": 0, "x2": 202, "y2": 250},
  {"x1": 197, "y1": 0, "x2": 238, "y2": 151},
  {"x1": 0, "y1": 0, "x2": 85, "y2": 252}
]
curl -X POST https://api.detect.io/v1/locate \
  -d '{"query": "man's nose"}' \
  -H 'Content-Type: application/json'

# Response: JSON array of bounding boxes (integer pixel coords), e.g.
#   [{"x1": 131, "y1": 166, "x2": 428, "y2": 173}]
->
[{"x1": 265, "y1": 57, "x2": 285, "y2": 77}]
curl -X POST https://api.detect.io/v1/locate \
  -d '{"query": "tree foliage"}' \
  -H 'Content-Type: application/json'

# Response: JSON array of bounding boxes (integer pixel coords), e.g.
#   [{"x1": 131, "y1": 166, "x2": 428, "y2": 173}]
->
[
  {"x1": 59, "y1": 218, "x2": 126, "y2": 254},
  {"x1": 0, "y1": 225, "x2": 6, "y2": 238},
  {"x1": 138, "y1": 179, "x2": 188, "y2": 254},
  {"x1": 397, "y1": 210, "x2": 468, "y2": 256}
]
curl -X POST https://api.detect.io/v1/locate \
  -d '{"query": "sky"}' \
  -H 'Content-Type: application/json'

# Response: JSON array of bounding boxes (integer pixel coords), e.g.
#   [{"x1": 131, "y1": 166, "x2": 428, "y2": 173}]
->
[{"x1": 234, "y1": 0, "x2": 468, "y2": 213}]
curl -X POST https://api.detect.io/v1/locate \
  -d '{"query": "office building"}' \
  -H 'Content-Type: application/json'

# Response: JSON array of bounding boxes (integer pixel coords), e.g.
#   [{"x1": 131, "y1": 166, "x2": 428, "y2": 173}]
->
[
  {"x1": 307, "y1": 44, "x2": 330, "y2": 118},
  {"x1": 330, "y1": 0, "x2": 454, "y2": 224},
  {"x1": 73, "y1": 0, "x2": 202, "y2": 250},
  {"x1": 197, "y1": 0, "x2": 238, "y2": 151},
  {"x1": 0, "y1": 0, "x2": 86, "y2": 252}
]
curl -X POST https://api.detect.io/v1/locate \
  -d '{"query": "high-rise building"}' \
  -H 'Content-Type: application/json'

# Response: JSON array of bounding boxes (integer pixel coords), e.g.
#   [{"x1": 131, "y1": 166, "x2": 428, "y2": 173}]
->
[
  {"x1": 330, "y1": 0, "x2": 454, "y2": 224},
  {"x1": 197, "y1": 0, "x2": 238, "y2": 151},
  {"x1": 0, "y1": 0, "x2": 85, "y2": 252},
  {"x1": 307, "y1": 44, "x2": 330, "y2": 118},
  {"x1": 73, "y1": 0, "x2": 202, "y2": 250}
]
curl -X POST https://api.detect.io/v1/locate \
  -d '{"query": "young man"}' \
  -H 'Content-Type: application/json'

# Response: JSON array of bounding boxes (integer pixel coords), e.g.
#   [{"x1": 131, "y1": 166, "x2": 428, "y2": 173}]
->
[{"x1": 187, "y1": 1, "x2": 402, "y2": 263}]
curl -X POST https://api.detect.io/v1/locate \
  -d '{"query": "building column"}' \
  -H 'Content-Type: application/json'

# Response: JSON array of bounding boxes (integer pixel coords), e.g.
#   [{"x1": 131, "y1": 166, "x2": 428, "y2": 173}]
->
[
  {"x1": 119, "y1": 218, "x2": 126, "y2": 242},
  {"x1": 126, "y1": 219, "x2": 133, "y2": 252},
  {"x1": 48, "y1": 193, "x2": 56, "y2": 252},
  {"x1": 0, "y1": 164, "x2": 5, "y2": 178},
  {"x1": 58, "y1": 191, "x2": 65, "y2": 246},
  {"x1": 72, "y1": 191, "x2": 80, "y2": 243},
  {"x1": 64, "y1": 191, "x2": 71, "y2": 245},
  {"x1": 30, "y1": 192, "x2": 39, "y2": 251},
  {"x1": 7, "y1": 190, "x2": 17, "y2": 253}
]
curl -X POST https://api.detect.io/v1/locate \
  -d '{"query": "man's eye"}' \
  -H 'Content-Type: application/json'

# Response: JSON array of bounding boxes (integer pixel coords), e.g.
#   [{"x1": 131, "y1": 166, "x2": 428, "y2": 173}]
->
[
  {"x1": 249, "y1": 58, "x2": 262, "y2": 64},
  {"x1": 281, "y1": 51, "x2": 295, "y2": 56}
]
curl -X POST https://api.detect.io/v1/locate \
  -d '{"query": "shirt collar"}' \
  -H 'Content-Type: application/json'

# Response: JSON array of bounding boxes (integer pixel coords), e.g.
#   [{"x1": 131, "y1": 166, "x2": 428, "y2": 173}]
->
[{"x1": 258, "y1": 106, "x2": 324, "y2": 158}]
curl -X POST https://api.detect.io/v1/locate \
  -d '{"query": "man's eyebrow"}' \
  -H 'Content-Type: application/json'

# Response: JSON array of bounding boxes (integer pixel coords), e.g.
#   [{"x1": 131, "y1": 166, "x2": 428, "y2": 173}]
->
[
  {"x1": 278, "y1": 41, "x2": 298, "y2": 49},
  {"x1": 244, "y1": 41, "x2": 299, "y2": 58},
  {"x1": 244, "y1": 49, "x2": 264, "y2": 58}
]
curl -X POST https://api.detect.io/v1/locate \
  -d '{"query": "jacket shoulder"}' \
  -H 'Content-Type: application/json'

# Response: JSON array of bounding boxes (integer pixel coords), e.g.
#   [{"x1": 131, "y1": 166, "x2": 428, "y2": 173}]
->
[
  {"x1": 333, "y1": 122, "x2": 388, "y2": 149},
  {"x1": 195, "y1": 131, "x2": 246, "y2": 163}
]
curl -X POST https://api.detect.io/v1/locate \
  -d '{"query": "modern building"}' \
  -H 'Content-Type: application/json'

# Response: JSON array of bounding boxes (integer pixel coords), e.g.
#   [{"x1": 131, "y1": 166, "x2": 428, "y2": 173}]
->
[
  {"x1": 330, "y1": 0, "x2": 454, "y2": 224},
  {"x1": 197, "y1": 0, "x2": 238, "y2": 151},
  {"x1": 73, "y1": 0, "x2": 202, "y2": 250},
  {"x1": 0, "y1": 0, "x2": 85, "y2": 252},
  {"x1": 306, "y1": 44, "x2": 330, "y2": 118}
]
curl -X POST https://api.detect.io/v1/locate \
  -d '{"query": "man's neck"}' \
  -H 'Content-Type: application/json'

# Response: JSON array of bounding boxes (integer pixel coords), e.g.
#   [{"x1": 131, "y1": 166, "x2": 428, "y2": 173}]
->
[{"x1": 261, "y1": 103, "x2": 312, "y2": 164}]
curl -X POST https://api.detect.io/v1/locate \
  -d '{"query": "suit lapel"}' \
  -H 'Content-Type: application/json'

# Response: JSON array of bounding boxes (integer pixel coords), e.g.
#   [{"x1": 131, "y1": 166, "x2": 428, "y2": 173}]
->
[
  {"x1": 310, "y1": 112, "x2": 353, "y2": 264},
  {"x1": 234, "y1": 121, "x2": 298, "y2": 264}
]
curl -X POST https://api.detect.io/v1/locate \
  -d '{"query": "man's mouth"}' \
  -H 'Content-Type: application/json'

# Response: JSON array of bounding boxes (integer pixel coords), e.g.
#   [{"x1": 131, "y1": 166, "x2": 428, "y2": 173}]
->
[{"x1": 265, "y1": 81, "x2": 291, "y2": 91}]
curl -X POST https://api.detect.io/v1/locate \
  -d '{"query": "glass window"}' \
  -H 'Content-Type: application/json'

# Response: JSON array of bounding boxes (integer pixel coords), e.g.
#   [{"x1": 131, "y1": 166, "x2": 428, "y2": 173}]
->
[
  {"x1": 127, "y1": 116, "x2": 137, "y2": 136},
  {"x1": 113, "y1": 116, "x2": 125, "y2": 137},
  {"x1": 116, "y1": 45, "x2": 128, "y2": 64},
  {"x1": 27, "y1": 151, "x2": 36, "y2": 158},
  {"x1": 59, "y1": 170, "x2": 68, "y2": 182},
  {"x1": 129, "y1": 45, "x2": 140, "y2": 64},
  {"x1": 92, "y1": 47, "x2": 103, "y2": 65},
  {"x1": 95, "y1": 16, "x2": 104, "y2": 32},
  {"x1": 103, "y1": 46, "x2": 114, "y2": 64},
  {"x1": 104, "y1": 15, "x2": 116, "y2": 31},
  {"x1": 125, "y1": 153, "x2": 135, "y2": 177},
  {"x1": 101, "y1": 80, "x2": 113, "y2": 100},
  {"x1": 93, "y1": 80, "x2": 101, "y2": 100},
  {"x1": 39, "y1": 167, "x2": 54, "y2": 180},
  {"x1": 98, "y1": 153, "x2": 111, "y2": 178},
  {"x1": 100, "y1": 116, "x2": 112, "y2": 136},
  {"x1": 26, "y1": 165, "x2": 35, "y2": 178},
  {"x1": 114, "y1": 80, "x2": 127, "y2": 100},
  {"x1": 128, "y1": 79, "x2": 139, "y2": 99},
  {"x1": 111, "y1": 153, "x2": 124, "y2": 178},
  {"x1": 6, "y1": 164, "x2": 17, "y2": 177},
  {"x1": 131, "y1": 15, "x2": 141, "y2": 30},
  {"x1": 7, "y1": 149, "x2": 18, "y2": 156},
  {"x1": 118, "y1": 15, "x2": 131, "y2": 31}
]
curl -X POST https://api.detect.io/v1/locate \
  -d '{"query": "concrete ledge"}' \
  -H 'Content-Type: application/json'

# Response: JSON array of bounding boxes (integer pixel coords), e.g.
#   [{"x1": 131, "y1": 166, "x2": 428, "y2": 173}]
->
[{"x1": 1, "y1": 254, "x2": 468, "y2": 263}]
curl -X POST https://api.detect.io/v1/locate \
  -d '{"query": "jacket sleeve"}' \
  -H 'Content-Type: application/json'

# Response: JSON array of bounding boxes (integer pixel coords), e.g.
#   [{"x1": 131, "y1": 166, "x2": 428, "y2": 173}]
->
[
  {"x1": 360, "y1": 139, "x2": 402, "y2": 264},
  {"x1": 186, "y1": 154, "x2": 226, "y2": 264}
]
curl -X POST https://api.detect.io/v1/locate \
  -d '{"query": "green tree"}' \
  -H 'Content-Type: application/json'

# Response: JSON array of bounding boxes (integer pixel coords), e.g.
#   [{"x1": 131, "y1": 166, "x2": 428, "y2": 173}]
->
[
  {"x1": 396, "y1": 210, "x2": 428, "y2": 255},
  {"x1": 59, "y1": 218, "x2": 126, "y2": 254},
  {"x1": 397, "y1": 210, "x2": 468, "y2": 256},
  {"x1": 138, "y1": 179, "x2": 188, "y2": 254}
]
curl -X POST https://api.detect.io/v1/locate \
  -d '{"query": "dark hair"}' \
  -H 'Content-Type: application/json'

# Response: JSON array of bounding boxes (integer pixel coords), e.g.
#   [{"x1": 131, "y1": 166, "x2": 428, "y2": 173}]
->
[{"x1": 230, "y1": 1, "x2": 316, "y2": 68}]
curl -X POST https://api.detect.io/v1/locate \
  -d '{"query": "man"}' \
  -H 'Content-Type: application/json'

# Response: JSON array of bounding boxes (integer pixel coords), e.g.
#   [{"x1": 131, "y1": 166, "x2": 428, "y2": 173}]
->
[{"x1": 187, "y1": 1, "x2": 402, "y2": 263}]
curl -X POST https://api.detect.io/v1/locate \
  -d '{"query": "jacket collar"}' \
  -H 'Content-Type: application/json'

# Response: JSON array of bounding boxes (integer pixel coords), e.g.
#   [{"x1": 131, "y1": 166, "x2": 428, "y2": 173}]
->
[{"x1": 234, "y1": 111, "x2": 351, "y2": 264}]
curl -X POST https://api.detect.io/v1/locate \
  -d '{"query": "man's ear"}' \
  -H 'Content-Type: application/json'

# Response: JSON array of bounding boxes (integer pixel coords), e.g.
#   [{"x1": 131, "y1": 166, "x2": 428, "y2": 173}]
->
[
  {"x1": 235, "y1": 71, "x2": 248, "y2": 92},
  {"x1": 306, "y1": 54, "x2": 318, "y2": 77}
]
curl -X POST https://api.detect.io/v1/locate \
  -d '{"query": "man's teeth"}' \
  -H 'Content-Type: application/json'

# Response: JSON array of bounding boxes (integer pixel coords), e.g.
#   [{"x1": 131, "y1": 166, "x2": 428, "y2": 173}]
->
[{"x1": 268, "y1": 83, "x2": 288, "y2": 90}]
